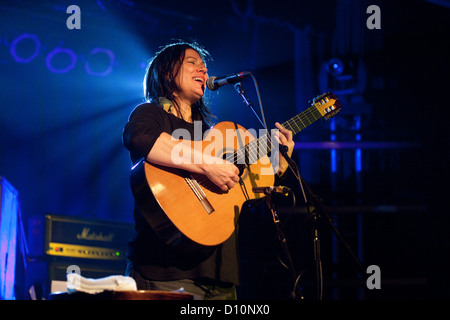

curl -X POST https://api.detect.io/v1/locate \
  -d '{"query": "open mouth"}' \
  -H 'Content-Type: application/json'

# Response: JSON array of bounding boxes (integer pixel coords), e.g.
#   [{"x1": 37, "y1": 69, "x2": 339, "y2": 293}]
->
[{"x1": 193, "y1": 77, "x2": 205, "y2": 84}]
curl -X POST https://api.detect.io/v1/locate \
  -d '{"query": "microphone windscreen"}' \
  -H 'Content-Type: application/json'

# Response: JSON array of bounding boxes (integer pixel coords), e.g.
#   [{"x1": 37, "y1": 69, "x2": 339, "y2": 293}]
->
[{"x1": 206, "y1": 76, "x2": 217, "y2": 91}]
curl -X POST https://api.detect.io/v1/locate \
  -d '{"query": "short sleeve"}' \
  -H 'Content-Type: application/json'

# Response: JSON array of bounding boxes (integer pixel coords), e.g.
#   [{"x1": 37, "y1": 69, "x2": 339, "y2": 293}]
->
[{"x1": 122, "y1": 102, "x2": 166, "y2": 163}]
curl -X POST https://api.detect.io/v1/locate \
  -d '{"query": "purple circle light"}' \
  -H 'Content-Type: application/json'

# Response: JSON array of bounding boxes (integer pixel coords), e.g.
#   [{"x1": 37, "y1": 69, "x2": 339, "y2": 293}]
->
[
  {"x1": 45, "y1": 48, "x2": 77, "y2": 74},
  {"x1": 10, "y1": 33, "x2": 41, "y2": 63},
  {"x1": 84, "y1": 48, "x2": 114, "y2": 77}
]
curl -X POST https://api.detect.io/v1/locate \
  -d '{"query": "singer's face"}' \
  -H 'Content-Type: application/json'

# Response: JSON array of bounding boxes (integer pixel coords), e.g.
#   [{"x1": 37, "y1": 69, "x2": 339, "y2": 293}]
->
[{"x1": 174, "y1": 48, "x2": 208, "y2": 105}]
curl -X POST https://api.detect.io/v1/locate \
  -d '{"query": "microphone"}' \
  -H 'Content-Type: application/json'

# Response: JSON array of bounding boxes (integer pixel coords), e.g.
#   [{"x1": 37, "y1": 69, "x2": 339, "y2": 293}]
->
[
  {"x1": 252, "y1": 186, "x2": 291, "y2": 195},
  {"x1": 206, "y1": 71, "x2": 251, "y2": 91}
]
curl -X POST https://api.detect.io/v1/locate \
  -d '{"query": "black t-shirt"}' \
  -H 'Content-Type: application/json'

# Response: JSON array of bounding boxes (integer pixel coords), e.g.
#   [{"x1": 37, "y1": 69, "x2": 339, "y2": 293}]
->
[{"x1": 122, "y1": 101, "x2": 239, "y2": 285}]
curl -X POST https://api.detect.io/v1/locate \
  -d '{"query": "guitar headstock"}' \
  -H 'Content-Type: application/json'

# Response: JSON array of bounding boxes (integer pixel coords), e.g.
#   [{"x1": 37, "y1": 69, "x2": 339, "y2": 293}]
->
[{"x1": 309, "y1": 92, "x2": 342, "y2": 120}]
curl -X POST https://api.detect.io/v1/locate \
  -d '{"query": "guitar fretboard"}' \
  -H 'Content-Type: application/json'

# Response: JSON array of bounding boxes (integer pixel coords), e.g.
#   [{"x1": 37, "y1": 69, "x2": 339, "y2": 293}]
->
[{"x1": 231, "y1": 104, "x2": 323, "y2": 167}]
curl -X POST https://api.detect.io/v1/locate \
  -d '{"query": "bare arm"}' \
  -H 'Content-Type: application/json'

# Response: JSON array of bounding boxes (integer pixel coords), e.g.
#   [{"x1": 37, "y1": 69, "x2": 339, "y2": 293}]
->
[{"x1": 147, "y1": 132, "x2": 240, "y2": 192}]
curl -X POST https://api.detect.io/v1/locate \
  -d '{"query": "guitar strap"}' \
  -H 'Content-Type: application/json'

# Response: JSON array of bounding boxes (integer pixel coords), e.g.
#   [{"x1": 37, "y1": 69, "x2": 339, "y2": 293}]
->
[{"x1": 157, "y1": 97, "x2": 174, "y2": 114}]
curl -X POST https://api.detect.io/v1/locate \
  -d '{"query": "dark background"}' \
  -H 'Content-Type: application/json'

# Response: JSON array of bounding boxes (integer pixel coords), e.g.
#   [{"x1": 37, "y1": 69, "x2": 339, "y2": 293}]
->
[{"x1": 0, "y1": 0, "x2": 448, "y2": 300}]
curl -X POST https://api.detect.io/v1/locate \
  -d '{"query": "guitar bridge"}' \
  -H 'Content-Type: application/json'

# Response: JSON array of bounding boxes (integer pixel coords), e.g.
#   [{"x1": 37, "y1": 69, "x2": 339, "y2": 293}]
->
[{"x1": 185, "y1": 175, "x2": 215, "y2": 215}]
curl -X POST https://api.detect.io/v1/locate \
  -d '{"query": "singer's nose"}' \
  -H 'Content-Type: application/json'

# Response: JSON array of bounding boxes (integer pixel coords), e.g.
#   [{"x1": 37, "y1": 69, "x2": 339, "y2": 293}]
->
[
  {"x1": 199, "y1": 68, "x2": 208, "y2": 83},
  {"x1": 198, "y1": 63, "x2": 207, "y2": 74}
]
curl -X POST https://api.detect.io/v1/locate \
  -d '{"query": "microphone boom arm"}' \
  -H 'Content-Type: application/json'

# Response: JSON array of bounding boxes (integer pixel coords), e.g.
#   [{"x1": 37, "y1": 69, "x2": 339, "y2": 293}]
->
[{"x1": 233, "y1": 82, "x2": 266, "y2": 129}]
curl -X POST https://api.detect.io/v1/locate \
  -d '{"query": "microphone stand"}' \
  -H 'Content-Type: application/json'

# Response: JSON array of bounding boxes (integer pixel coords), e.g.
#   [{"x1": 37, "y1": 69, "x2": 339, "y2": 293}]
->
[
  {"x1": 233, "y1": 81, "x2": 303, "y2": 299},
  {"x1": 232, "y1": 77, "x2": 363, "y2": 299},
  {"x1": 279, "y1": 146, "x2": 365, "y2": 300},
  {"x1": 264, "y1": 192, "x2": 304, "y2": 300},
  {"x1": 234, "y1": 82, "x2": 266, "y2": 129}
]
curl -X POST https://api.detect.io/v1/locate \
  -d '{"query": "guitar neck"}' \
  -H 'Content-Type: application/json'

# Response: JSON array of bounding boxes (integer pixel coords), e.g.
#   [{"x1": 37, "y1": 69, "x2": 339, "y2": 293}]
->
[
  {"x1": 282, "y1": 104, "x2": 323, "y2": 135},
  {"x1": 234, "y1": 105, "x2": 323, "y2": 166}
]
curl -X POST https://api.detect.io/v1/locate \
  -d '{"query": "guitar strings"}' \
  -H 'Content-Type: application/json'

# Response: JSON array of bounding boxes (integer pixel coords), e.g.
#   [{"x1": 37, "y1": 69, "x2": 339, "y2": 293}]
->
[{"x1": 186, "y1": 103, "x2": 327, "y2": 187}]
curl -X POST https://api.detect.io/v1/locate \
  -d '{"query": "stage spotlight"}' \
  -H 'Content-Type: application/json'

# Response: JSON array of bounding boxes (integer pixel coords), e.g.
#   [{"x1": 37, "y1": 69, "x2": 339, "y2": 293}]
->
[
  {"x1": 326, "y1": 58, "x2": 344, "y2": 76},
  {"x1": 319, "y1": 56, "x2": 366, "y2": 96}
]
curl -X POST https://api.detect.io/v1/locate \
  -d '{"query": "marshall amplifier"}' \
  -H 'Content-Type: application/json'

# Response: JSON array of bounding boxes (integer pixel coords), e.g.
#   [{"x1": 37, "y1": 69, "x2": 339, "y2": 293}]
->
[
  {"x1": 27, "y1": 214, "x2": 135, "y2": 296},
  {"x1": 25, "y1": 214, "x2": 134, "y2": 298},
  {"x1": 44, "y1": 214, "x2": 133, "y2": 261}
]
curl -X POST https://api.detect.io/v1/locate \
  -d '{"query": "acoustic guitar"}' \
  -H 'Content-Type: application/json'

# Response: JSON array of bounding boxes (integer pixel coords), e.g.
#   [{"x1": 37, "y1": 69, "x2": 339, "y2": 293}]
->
[{"x1": 130, "y1": 92, "x2": 341, "y2": 250}]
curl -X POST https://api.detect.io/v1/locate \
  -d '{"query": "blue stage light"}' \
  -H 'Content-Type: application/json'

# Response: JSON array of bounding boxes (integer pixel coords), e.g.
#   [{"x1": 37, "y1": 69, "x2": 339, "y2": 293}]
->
[
  {"x1": 45, "y1": 48, "x2": 77, "y2": 74},
  {"x1": 326, "y1": 58, "x2": 344, "y2": 76},
  {"x1": 10, "y1": 33, "x2": 40, "y2": 63}
]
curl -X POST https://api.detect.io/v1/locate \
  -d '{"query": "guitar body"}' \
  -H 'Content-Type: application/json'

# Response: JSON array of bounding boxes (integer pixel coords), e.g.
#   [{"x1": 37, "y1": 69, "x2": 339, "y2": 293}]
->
[
  {"x1": 130, "y1": 92, "x2": 341, "y2": 251},
  {"x1": 131, "y1": 121, "x2": 275, "y2": 249}
]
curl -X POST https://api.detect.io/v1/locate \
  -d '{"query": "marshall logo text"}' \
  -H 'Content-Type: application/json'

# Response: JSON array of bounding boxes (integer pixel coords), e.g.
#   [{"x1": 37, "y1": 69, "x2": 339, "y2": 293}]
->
[{"x1": 76, "y1": 228, "x2": 114, "y2": 242}]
